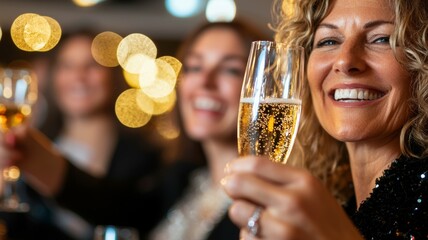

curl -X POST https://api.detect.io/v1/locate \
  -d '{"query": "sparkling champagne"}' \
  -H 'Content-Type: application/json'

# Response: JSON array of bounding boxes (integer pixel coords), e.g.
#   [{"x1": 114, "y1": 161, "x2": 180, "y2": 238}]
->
[
  {"x1": 238, "y1": 98, "x2": 301, "y2": 164},
  {"x1": 0, "y1": 103, "x2": 30, "y2": 131}
]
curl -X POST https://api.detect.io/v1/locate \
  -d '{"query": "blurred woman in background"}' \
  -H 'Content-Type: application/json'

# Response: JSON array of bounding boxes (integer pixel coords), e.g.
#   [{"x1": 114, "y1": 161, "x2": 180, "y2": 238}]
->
[
  {"x1": 1, "y1": 29, "x2": 163, "y2": 239},
  {"x1": 0, "y1": 20, "x2": 267, "y2": 240},
  {"x1": 150, "y1": 20, "x2": 267, "y2": 240}
]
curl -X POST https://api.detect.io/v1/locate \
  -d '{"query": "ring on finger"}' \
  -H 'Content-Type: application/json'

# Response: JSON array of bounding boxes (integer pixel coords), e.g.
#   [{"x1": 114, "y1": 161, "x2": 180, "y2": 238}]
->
[{"x1": 247, "y1": 206, "x2": 262, "y2": 236}]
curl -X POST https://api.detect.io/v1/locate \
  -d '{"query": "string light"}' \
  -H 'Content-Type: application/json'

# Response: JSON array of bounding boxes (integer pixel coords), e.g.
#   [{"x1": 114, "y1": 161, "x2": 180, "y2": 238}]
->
[
  {"x1": 72, "y1": 0, "x2": 105, "y2": 7},
  {"x1": 205, "y1": 0, "x2": 236, "y2": 22},
  {"x1": 165, "y1": 0, "x2": 204, "y2": 18}
]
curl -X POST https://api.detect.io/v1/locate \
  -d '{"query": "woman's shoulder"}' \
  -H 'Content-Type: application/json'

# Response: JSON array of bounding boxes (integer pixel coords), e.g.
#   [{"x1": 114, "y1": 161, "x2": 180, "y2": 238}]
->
[{"x1": 352, "y1": 155, "x2": 428, "y2": 239}]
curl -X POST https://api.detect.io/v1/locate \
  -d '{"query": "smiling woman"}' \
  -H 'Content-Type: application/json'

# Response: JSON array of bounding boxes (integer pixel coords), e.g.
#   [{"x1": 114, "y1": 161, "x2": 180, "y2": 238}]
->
[
  {"x1": 222, "y1": 0, "x2": 428, "y2": 239},
  {"x1": 149, "y1": 20, "x2": 267, "y2": 240}
]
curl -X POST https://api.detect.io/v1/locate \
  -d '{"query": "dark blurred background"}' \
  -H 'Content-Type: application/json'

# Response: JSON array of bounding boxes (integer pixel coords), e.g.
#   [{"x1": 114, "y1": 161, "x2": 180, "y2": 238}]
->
[{"x1": 0, "y1": 0, "x2": 275, "y2": 63}]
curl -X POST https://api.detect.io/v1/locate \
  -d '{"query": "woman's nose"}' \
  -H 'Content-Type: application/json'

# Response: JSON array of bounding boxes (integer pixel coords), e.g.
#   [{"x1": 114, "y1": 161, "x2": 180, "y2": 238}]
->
[
  {"x1": 199, "y1": 67, "x2": 218, "y2": 88},
  {"x1": 333, "y1": 39, "x2": 367, "y2": 75}
]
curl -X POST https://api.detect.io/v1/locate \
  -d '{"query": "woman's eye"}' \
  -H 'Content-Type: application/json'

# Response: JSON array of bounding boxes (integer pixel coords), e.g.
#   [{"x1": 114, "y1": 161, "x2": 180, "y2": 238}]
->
[
  {"x1": 183, "y1": 65, "x2": 202, "y2": 73},
  {"x1": 373, "y1": 36, "x2": 390, "y2": 44},
  {"x1": 315, "y1": 39, "x2": 338, "y2": 48},
  {"x1": 220, "y1": 67, "x2": 243, "y2": 77}
]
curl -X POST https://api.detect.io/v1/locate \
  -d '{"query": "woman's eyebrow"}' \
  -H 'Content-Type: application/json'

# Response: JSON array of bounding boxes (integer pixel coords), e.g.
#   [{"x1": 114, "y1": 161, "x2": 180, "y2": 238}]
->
[
  {"x1": 222, "y1": 55, "x2": 246, "y2": 63},
  {"x1": 317, "y1": 23, "x2": 338, "y2": 30},
  {"x1": 363, "y1": 20, "x2": 394, "y2": 29},
  {"x1": 317, "y1": 20, "x2": 394, "y2": 30}
]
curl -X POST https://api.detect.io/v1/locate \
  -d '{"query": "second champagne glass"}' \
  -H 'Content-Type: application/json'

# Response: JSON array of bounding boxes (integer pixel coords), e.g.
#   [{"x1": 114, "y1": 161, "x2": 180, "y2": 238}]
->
[
  {"x1": 238, "y1": 41, "x2": 304, "y2": 164},
  {"x1": 0, "y1": 66, "x2": 38, "y2": 212}
]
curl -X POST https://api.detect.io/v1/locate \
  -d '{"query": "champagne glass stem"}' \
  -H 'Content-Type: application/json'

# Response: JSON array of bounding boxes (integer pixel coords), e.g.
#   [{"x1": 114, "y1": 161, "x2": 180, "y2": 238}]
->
[{"x1": 0, "y1": 166, "x2": 28, "y2": 212}]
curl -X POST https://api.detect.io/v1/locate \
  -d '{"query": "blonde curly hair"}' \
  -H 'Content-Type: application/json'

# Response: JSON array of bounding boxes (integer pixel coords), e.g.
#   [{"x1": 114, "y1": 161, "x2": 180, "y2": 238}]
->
[{"x1": 272, "y1": 0, "x2": 428, "y2": 203}]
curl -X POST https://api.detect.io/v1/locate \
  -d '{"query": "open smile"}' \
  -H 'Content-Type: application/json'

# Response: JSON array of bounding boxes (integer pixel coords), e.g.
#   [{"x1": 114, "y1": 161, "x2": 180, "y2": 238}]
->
[
  {"x1": 193, "y1": 96, "x2": 223, "y2": 112},
  {"x1": 332, "y1": 88, "x2": 385, "y2": 102}
]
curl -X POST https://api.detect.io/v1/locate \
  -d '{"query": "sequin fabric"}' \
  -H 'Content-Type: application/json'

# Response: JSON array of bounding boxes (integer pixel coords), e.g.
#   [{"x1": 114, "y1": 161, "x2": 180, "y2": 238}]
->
[{"x1": 346, "y1": 155, "x2": 428, "y2": 239}]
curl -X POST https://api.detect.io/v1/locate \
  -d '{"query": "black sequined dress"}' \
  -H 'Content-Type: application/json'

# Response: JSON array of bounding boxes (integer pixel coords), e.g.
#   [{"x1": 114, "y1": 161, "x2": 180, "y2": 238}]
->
[{"x1": 345, "y1": 155, "x2": 428, "y2": 239}]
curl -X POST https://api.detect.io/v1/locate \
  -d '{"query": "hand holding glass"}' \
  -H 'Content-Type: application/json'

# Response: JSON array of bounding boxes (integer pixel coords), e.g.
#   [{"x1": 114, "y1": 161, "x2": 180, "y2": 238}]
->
[
  {"x1": 0, "y1": 67, "x2": 37, "y2": 212},
  {"x1": 238, "y1": 41, "x2": 304, "y2": 164}
]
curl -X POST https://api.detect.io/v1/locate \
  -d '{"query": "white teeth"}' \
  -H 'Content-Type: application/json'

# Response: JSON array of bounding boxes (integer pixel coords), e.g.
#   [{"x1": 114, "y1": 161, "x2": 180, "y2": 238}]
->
[
  {"x1": 194, "y1": 97, "x2": 222, "y2": 111},
  {"x1": 334, "y1": 88, "x2": 382, "y2": 101}
]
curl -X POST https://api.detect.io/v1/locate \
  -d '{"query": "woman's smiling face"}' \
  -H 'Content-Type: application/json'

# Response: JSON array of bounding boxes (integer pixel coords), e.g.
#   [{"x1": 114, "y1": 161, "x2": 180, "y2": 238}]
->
[
  {"x1": 307, "y1": 0, "x2": 411, "y2": 143},
  {"x1": 178, "y1": 27, "x2": 247, "y2": 142}
]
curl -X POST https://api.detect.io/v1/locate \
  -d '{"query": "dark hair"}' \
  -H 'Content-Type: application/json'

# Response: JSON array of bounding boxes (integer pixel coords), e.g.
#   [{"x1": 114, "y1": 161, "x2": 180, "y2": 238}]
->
[{"x1": 177, "y1": 20, "x2": 269, "y2": 62}]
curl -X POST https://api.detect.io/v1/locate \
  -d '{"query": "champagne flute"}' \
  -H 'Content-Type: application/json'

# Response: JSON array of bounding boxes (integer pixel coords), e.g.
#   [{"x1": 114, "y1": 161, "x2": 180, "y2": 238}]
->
[
  {"x1": 0, "y1": 66, "x2": 37, "y2": 212},
  {"x1": 238, "y1": 41, "x2": 304, "y2": 164}
]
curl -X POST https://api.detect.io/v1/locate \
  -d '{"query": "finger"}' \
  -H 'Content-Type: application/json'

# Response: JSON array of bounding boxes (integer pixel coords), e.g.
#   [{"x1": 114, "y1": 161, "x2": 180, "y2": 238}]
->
[
  {"x1": 223, "y1": 171, "x2": 286, "y2": 207},
  {"x1": 227, "y1": 156, "x2": 310, "y2": 186},
  {"x1": 229, "y1": 200, "x2": 259, "y2": 228},
  {"x1": 230, "y1": 200, "x2": 307, "y2": 240},
  {"x1": 240, "y1": 229, "x2": 261, "y2": 240}
]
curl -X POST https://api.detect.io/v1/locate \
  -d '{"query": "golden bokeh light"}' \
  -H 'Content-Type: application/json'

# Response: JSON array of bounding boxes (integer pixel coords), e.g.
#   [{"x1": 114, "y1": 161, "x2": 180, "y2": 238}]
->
[
  {"x1": 21, "y1": 105, "x2": 32, "y2": 116},
  {"x1": 115, "y1": 89, "x2": 152, "y2": 128},
  {"x1": 73, "y1": 0, "x2": 104, "y2": 7},
  {"x1": 92, "y1": 31, "x2": 122, "y2": 67},
  {"x1": 11, "y1": 13, "x2": 39, "y2": 51},
  {"x1": 158, "y1": 56, "x2": 182, "y2": 76},
  {"x1": 89, "y1": 31, "x2": 183, "y2": 128},
  {"x1": 151, "y1": 90, "x2": 176, "y2": 115},
  {"x1": 141, "y1": 58, "x2": 177, "y2": 98},
  {"x1": 0, "y1": 27, "x2": 2, "y2": 43},
  {"x1": 3, "y1": 166, "x2": 20, "y2": 181},
  {"x1": 138, "y1": 57, "x2": 157, "y2": 88},
  {"x1": 155, "y1": 115, "x2": 180, "y2": 140},
  {"x1": 23, "y1": 14, "x2": 51, "y2": 51},
  {"x1": 39, "y1": 16, "x2": 62, "y2": 52},
  {"x1": 122, "y1": 69, "x2": 140, "y2": 88},
  {"x1": 117, "y1": 33, "x2": 157, "y2": 74},
  {"x1": 11, "y1": 13, "x2": 61, "y2": 52},
  {"x1": 135, "y1": 89, "x2": 155, "y2": 115}
]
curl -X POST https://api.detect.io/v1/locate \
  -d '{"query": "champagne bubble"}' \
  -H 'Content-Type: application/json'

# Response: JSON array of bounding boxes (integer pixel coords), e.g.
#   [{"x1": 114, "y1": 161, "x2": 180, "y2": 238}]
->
[
  {"x1": 115, "y1": 89, "x2": 151, "y2": 128},
  {"x1": 117, "y1": 33, "x2": 157, "y2": 74},
  {"x1": 10, "y1": 13, "x2": 39, "y2": 51},
  {"x1": 23, "y1": 14, "x2": 51, "y2": 51},
  {"x1": 238, "y1": 99, "x2": 301, "y2": 164},
  {"x1": 91, "y1": 31, "x2": 122, "y2": 67},
  {"x1": 38, "y1": 16, "x2": 62, "y2": 52}
]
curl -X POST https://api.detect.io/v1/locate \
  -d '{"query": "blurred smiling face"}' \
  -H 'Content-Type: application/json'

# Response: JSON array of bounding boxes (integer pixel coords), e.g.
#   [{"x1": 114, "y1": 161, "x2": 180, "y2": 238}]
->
[
  {"x1": 53, "y1": 35, "x2": 114, "y2": 118},
  {"x1": 179, "y1": 27, "x2": 247, "y2": 142},
  {"x1": 307, "y1": 0, "x2": 411, "y2": 144}
]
